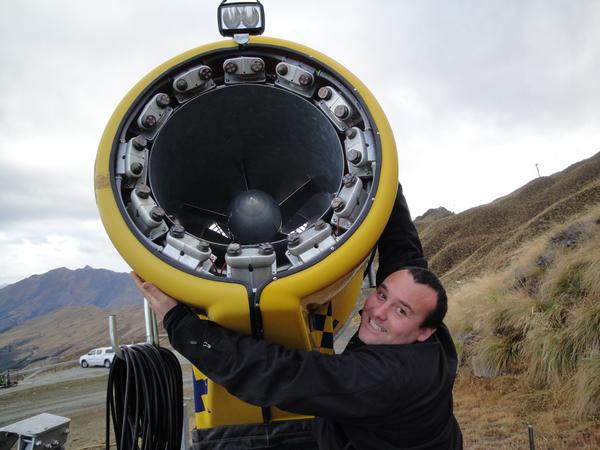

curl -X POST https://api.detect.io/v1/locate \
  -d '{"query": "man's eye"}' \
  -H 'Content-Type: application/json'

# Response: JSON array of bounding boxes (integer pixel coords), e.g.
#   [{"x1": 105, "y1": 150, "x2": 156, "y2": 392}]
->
[
  {"x1": 377, "y1": 291, "x2": 385, "y2": 300},
  {"x1": 396, "y1": 307, "x2": 406, "y2": 316}
]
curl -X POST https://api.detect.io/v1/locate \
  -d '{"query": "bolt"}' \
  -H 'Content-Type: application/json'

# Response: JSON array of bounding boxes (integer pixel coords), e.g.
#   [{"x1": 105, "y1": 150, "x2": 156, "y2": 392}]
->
[
  {"x1": 318, "y1": 87, "x2": 332, "y2": 100},
  {"x1": 130, "y1": 162, "x2": 143, "y2": 175},
  {"x1": 150, "y1": 207, "x2": 165, "y2": 222},
  {"x1": 345, "y1": 128, "x2": 357, "y2": 139},
  {"x1": 199, "y1": 67, "x2": 212, "y2": 80},
  {"x1": 155, "y1": 93, "x2": 170, "y2": 108},
  {"x1": 132, "y1": 135, "x2": 147, "y2": 150},
  {"x1": 343, "y1": 173, "x2": 357, "y2": 187},
  {"x1": 276, "y1": 64, "x2": 288, "y2": 76},
  {"x1": 135, "y1": 184, "x2": 151, "y2": 199},
  {"x1": 227, "y1": 242, "x2": 242, "y2": 256},
  {"x1": 142, "y1": 114, "x2": 157, "y2": 128},
  {"x1": 175, "y1": 78, "x2": 188, "y2": 91},
  {"x1": 170, "y1": 224, "x2": 185, "y2": 238},
  {"x1": 298, "y1": 73, "x2": 313, "y2": 86},
  {"x1": 331, "y1": 197, "x2": 346, "y2": 213},
  {"x1": 347, "y1": 149, "x2": 362, "y2": 165},
  {"x1": 287, "y1": 232, "x2": 300, "y2": 247},
  {"x1": 224, "y1": 61, "x2": 238, "y2": 74},
  {"x1": 197, "y1": 239, "x2": 210, "y2": 252},
  {"x1": 334, "y1": 104, "x2": 349, "y2": 119},
  {"x1": 258, "y1": 242, "x2": 274, "y2": 255},
  {"x1": 314, "y1": 219, "x2": 328, "y2": 231},
  {"x1": 251, "y1": 59, "x2": 264, "y2": 73}
]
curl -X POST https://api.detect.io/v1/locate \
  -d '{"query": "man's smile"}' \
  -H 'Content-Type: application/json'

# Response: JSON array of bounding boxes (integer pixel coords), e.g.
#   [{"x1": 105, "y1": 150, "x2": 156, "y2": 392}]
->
[{"x1": 367, "y1": 317, "x2": 387, "y2": 333}]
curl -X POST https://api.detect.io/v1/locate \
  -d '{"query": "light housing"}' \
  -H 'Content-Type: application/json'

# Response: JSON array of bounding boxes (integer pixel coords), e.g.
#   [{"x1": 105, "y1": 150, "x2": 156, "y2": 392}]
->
[{"x1": 217, "y1": 1, "x2": 265, "y2": 37}]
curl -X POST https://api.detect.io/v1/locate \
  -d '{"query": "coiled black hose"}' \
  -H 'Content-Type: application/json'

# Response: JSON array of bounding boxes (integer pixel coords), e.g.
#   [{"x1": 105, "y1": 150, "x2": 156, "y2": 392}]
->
[{"x1": 106, "y1": 344, "x2": 183, "y2": 450}]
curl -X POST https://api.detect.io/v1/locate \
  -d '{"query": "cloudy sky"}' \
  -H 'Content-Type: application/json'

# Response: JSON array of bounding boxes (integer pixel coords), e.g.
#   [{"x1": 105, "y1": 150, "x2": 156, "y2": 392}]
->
[{"x1": 0, "y1": 0, "x2": 599, "y2": 285}]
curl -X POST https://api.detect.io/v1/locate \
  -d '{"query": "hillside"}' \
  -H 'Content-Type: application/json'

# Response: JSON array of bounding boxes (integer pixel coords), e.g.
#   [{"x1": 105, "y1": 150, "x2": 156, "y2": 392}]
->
[
  {"x1": 416, "y1": 151, "x2": 600, "y2": 283},
  {"x1": 445, "y1": 203, "x2": 600, "y2": 448},
  {"x1": 0, "y1": 266, "x2": 143, "y2": 333},
  {"x1": 0, "y1": 304, "x2": 146, "y2": 371}
]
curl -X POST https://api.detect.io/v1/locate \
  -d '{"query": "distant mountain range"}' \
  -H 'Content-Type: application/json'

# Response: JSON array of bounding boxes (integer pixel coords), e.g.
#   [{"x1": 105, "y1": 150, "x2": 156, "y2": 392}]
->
[{"x1": 0, "y1": 266, "x2": 143, "y2": 333}]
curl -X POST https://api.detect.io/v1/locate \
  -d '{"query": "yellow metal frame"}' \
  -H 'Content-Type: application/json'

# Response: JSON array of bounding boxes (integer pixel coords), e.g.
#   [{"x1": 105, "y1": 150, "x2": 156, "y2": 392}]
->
[{"x1": 94, "y1": 35, "x2": 398, "y2": 428}]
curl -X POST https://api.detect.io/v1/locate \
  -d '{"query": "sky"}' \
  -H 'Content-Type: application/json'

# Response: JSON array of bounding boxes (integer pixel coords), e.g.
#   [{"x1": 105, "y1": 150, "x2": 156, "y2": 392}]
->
[{"x1": 0, "y1": 0, "x2": 599, "y2": 285}]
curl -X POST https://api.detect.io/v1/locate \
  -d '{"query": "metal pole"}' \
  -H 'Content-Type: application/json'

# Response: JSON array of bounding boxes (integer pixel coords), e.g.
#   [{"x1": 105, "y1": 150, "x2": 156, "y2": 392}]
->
[
  {"x1": 144, "y1": 299, "x2": 159, "y2": 346},
  {"x1": 152, "y1": 309, "x2": 160, "y2": 346},
  {"x1": 528, "y1": 424, "x2": 535, "y2": 450},
  {"x1": 108, "y1": 315, "x2": 124, "y2": 359}
]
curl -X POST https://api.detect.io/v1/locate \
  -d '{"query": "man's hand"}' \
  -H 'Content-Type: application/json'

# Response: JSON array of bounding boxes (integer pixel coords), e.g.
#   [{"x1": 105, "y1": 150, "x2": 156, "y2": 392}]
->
[{"x1": 130, "y1": 272, "x2": 179, "y2": 322}]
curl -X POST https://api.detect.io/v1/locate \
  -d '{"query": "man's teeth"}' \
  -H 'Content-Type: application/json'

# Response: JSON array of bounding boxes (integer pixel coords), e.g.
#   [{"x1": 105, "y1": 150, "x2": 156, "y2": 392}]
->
[{"x1": 369, "y1": 318, "x2": 386, "y2": 332}]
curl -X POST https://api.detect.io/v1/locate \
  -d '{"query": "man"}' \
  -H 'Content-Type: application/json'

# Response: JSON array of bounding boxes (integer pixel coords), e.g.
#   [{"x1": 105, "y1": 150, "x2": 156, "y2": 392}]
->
[{"x1": 132, "y1": 186, "x2": 462, "y2": 449}]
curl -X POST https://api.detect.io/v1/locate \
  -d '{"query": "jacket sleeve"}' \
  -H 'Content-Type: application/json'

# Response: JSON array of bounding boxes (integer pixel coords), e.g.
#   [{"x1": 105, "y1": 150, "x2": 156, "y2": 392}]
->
[
  {"x1": 164, "y1": 304, "x2": 409, "y2": 422},
  {"x1": 376, "y1": 183, "x2": 427, "y2": 285}
]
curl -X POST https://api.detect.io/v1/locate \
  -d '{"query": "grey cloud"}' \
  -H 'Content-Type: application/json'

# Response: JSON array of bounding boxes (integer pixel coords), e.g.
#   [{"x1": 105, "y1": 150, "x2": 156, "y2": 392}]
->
[
  {"x1": 377, "y1": 2, "x2": 600, "y2": 129},
  {"x1": 0, "y1": 162, "x2": 97, "y2": 225}
]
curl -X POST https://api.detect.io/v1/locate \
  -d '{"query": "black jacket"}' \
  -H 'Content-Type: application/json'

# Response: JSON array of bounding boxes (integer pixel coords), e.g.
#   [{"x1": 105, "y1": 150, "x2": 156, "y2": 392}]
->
[{"x1": 165, "y1": 184, "x2": 462, "y2": 449}]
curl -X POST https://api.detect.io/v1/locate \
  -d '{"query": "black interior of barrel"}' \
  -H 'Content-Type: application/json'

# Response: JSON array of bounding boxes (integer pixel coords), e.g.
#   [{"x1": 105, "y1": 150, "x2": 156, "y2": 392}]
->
[{"x1": 149, "y1": 84, "x2": 344, "y2": 249}]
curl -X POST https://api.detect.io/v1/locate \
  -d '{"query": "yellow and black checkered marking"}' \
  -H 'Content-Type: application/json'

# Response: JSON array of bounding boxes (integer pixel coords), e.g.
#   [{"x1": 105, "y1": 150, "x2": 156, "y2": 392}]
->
[{"x1": 309, "y1": 302, "x2": 339, "y2": 355}]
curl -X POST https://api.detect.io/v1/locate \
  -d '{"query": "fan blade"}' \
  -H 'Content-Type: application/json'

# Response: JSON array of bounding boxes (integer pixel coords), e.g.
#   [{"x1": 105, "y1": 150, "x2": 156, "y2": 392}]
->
[
  {"x1": 278, "y1": 177, "x2": 313, "y2": 224},
  {"x1": 181, "y1": 203, "x2": 229, "y2": 224}
]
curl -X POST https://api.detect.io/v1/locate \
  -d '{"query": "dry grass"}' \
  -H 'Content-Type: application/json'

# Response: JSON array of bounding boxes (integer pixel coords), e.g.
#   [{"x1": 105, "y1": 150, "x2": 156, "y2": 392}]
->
[
  {"x1": 418, "y1": 152, "x2": 600, "y2": 284},
  {"x1": 454, "y1": 368, "x2": 600, "y2": 449},
  {"x1": 446, "y1": 202, "x2": 600, "y2": 448},
  {"x1": 574, "y1": 351, "x2": 600, "y2": 419}
]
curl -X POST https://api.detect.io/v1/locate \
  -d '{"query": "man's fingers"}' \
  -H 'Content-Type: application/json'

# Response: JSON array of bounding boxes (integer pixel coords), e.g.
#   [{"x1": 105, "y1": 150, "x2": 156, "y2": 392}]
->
[
  {"x1": 129, "y1": 271, "x2": 179, "y2": 321},
  {"x1": 130, "y1": 272, "x2": 145, "y2": 288},
  {"x1": 131, "y1": 273, "x2": 159, "y2": 303},
  {"x1": 141, "y1": 282, "x2": 165, "y2": 303}
]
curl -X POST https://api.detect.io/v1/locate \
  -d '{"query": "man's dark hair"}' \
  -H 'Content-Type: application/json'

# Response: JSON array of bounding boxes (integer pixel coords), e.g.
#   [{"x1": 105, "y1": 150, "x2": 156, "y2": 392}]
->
[{"x1": 403, "y1": 266, "x2": 447, "y2": 329}]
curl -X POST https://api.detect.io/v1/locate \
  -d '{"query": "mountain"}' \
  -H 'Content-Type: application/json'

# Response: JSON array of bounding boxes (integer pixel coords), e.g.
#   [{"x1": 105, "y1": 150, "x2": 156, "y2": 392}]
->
[
  {"x1": 414, "y1": 206, "x2": 454, "y2": 232},
  {"x1": 0, "y1": 266, "x2": 143, "y2": 333},
  {"x1": 417, "y1": 151, "x2": 600, "y2": 283}
]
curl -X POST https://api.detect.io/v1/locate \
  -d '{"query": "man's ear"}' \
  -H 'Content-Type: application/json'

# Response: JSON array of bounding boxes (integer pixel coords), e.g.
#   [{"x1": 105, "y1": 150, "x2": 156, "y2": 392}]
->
[{"x1": 416, "y1": 327, "x2": 436, "y2": 342}]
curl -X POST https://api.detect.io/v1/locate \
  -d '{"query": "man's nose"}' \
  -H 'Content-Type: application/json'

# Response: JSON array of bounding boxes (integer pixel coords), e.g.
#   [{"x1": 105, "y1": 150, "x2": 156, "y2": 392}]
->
[{"x1": 372, "y1": 300, "x2": 389, "y2": 319}]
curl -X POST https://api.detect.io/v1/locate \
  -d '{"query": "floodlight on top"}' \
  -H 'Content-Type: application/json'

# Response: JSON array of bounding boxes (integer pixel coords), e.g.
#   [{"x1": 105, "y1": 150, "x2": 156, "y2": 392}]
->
[{"x1": 218, "y1": 1, "x2": 265, "y2": 38}]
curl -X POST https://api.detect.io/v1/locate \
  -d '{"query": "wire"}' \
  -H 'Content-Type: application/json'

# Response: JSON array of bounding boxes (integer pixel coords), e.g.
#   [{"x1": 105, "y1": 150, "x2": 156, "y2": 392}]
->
[{"x1": 106, "y1": 344, "x2": 183, "y2": 450}]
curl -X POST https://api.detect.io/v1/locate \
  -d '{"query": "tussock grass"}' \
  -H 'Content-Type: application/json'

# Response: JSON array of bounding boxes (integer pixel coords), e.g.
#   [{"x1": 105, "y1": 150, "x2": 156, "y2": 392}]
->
[
  {"x1": 569, "y1": 300, "x2": 600, "y2": 357},
  {"x1": 473, "y1": 334, "x2": 522, "y2": 377},
  {"x1": 574, "y1": 351, "x2": 600, "y2": 418},
  {"x1": 472, "y1": 292, "x2": 535, "y2": 376},
  {"x1": 524, "y1": 328, "x2": 576, "y2": 387},
  {"x1": 446, "y1": 204, "x2": 600, "y2": 418}
]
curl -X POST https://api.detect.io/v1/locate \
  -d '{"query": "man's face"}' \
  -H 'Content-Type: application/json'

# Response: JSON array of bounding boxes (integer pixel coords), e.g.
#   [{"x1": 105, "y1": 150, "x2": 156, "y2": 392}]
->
[{"x1": 358, "y1": 270, "x2": 437, "y2": 345}]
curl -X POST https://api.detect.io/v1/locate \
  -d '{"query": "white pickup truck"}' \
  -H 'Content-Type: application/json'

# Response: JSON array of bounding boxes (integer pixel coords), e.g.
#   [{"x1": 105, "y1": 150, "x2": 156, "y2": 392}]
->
[{"x1": 79, "y1": 347, "x2": 116, "y2": 368}]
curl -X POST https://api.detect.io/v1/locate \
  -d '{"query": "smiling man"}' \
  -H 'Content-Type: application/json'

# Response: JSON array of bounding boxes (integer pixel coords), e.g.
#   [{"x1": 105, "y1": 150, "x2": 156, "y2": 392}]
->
[
  {"x1": 359, "y1": 269, "x2": 443, "y2": 346},
  {"x1": 132, "y1": 185, "x2": 463, "y2": 449}
]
